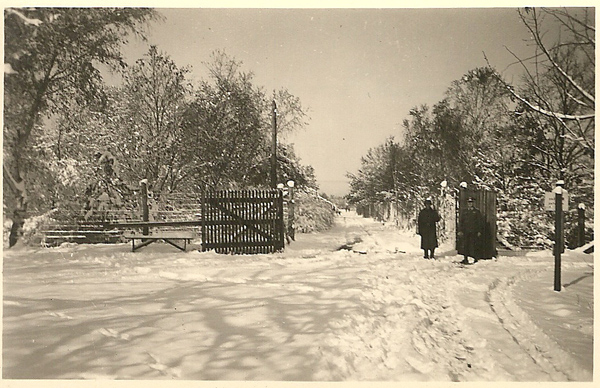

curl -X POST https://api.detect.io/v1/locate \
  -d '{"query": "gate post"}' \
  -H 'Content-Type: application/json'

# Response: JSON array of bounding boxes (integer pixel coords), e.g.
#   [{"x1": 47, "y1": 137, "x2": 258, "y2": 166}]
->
[
  {"x1": 201, "y1": 191, "x2": 207, "y2": 252},
  {"x1": 287, "y1": 180, "x2": 295, "y2": 241},
  {"x1": 578, "y1": 203, "x2": 586, "y2": 248},
  {"x1": 276, "y1": 189, "x2": 285, "y2": 251}
]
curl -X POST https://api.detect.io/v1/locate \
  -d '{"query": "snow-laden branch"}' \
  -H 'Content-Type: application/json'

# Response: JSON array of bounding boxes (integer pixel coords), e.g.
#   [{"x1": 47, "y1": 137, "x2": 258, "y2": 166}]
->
[
  {"x1": 6, "y1": 8, "x2": 43, "y2": 26},
  {"x1": 520, "y1": 8, "x2": 595, "y2": 106},
  {"x1": 487, "y1": 48, "x2": 593, "y2": 123},
  {"x1": 567, "y1": 91, "x2": 593, "y2": 110},
  {"x1": 485, "y1": 45, "x2": 595, "y2": 153},
  {"x1": 504, "y1": 81, "x2": 594, "y2": 121},
  {"x1": 546, "y1": 7, "x2": 595, "y2": 45},
  {"x1": 303, "y1": 187, "x2": 338, "y2": 209}
]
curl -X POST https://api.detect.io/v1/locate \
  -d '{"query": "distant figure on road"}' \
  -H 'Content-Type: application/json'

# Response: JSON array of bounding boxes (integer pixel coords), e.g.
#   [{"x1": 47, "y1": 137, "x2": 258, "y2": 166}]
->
[
  {"x1": 458, "y1": 197, "x2": 484, "y2": 264},
  {"x1": 417, "y1": 198, "x2": 441, "y2": 259}
]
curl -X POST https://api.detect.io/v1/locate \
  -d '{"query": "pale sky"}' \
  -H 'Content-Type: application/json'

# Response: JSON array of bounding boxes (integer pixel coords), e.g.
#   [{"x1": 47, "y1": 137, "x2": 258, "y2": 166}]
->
[{"x1": 121, "y1": 7, "x2": 540, "y2": 196}]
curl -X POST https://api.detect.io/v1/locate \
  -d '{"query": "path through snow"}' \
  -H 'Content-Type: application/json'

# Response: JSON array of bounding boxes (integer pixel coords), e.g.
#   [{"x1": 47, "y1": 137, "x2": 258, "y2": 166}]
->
[{"x1": 2, "y1": 212, "x2": 593, "y2": 381}]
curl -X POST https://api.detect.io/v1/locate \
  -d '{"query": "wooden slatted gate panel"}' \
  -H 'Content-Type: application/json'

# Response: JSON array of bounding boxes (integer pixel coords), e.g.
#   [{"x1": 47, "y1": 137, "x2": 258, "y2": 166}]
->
[
  {"x1": 201, "y1": 190, "x2": 285, "y2": 254},
  {"x1": 457, "y1": 189, "x2": 497, "y2": 259}
]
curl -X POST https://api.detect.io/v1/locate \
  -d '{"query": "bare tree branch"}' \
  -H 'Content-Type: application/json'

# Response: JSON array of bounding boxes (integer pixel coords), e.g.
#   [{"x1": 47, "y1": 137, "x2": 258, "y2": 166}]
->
[
  {"x1": 502, "y1": 78, "x2": 594, "y2": 121},
  {"x1": 519, "y1": 8, "x2": 595, "y2": 106}
]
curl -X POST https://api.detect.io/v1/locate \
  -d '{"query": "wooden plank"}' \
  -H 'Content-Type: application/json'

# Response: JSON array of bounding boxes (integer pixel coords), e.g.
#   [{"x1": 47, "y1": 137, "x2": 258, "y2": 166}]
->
[
  {"x1": 123, "y1": 232, "x2": 195, "y2": 239},
  {"x1": 45, "y1": 235, "x2": 87, "y2": 239},
  {"x1": 123, "y1": 233, "x2": 193, "y2": 252},
  {"x1": 104, "y1": 220, "x2": 203, "y2": 228},
  {"x1": 43, "y1": 230, "x2": 121, "y2": 234}
]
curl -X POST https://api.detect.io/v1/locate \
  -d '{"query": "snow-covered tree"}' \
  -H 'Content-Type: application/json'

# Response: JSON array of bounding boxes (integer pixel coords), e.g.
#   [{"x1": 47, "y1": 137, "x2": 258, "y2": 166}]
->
[
  {"x1": 491, "y1": 7, "x2": 594, "y2": 247},
  {"x1": 110, "y1": 45, "x2": 192, "y2": 193},
  {"x1": 3, "y1": 7, "x2": 157, "y2": 246},
  {"x1": 179, "y1": 51, "x2": 312, "y2": 191}
]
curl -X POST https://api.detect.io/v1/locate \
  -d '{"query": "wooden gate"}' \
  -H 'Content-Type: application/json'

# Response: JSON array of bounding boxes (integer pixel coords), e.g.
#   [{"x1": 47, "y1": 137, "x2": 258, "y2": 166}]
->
[
  {"x1": 457, "y1": 189, "x2": 497, "y2": 259},
  {"x1": 201, "y1": 190, "x2": 285, "y2": 254}
]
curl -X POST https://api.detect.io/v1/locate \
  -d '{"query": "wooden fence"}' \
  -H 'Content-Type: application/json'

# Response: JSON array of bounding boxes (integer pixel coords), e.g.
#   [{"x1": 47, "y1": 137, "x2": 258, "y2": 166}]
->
[
  {"x1": 40, "y1": 189, "x2": 286, "y2": 254},
  {"x1": 41, "y1": 221, "x2": 122, "y2": 247},
  {"x1": 201, "y1": 190, "x2": 285, "y2": 254}
]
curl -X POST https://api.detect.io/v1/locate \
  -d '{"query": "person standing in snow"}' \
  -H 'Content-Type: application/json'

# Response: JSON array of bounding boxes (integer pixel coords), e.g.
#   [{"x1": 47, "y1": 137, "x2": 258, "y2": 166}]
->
[
  {"x1": 458, "y1": 197, "x2": 484, "y2": 264},
  {"x1": 417, "y1": 198, "x2": 441, "y2": 259}
]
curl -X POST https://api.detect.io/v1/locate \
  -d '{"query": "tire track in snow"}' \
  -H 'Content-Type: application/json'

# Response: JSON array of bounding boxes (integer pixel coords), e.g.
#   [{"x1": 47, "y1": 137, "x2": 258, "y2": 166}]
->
[
  {"x1": 487, "y1": 273, "x2": 592, "y2": 381},
  {"x1": 318, "y1": 218, "x2": 564, "y2": 381}
]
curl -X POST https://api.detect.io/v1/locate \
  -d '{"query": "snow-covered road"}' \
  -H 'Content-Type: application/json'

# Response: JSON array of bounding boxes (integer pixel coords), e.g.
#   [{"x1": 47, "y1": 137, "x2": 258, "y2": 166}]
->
[{"x1": 2, "y1": 212, "x2": 593, "y2": 381}]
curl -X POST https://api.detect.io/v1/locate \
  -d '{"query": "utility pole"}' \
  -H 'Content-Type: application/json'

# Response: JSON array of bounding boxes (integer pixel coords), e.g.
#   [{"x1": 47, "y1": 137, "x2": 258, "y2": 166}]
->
[
  {"x1": 271, "y1": 98, "x2": 278, "y2": 187},
  {"x1": 390, "y1": 142, "x2": 398, "y2": 224}
]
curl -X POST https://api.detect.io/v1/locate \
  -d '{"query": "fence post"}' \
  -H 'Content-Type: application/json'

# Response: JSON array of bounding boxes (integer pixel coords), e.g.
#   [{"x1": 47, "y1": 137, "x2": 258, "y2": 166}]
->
[{"x1": 554, "y1": 181, "x2": 564, "y2": 292}]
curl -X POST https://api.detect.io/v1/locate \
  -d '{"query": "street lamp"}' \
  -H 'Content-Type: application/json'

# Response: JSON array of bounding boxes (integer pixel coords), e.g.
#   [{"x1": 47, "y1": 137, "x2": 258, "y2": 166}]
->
[{"x1": 286, "y1": 180, "x2": 295, "y2": 242}]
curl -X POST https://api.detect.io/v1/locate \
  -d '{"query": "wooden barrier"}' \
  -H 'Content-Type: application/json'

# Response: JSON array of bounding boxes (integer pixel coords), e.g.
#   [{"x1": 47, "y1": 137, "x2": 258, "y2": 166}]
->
[
  {"x1": 201, "y1": 190, "x2": 285, "y2": 254},
  {"x1": 42, "y1": 189, "x2": 285, "y2": 254}
]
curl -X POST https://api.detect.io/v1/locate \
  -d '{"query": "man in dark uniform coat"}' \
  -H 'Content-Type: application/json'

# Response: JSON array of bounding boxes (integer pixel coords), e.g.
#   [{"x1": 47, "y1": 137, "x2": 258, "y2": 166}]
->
[
  {"x1": 417, "y1": 198, "x2": 441, "y2": 259},
  {"x1": 458, "y1": 197, "x2": 484, "y2": 264}
]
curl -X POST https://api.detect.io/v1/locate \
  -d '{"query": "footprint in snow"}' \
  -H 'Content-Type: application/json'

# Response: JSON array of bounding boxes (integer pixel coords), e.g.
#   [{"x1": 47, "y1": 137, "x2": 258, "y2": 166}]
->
[
  {"x1": 46, "y1": 310, "x2": 73, "y2": 320},
  {"x1": 97, "y1": 327, "x2": 130, "y2": 340},
  {"x1": 405, "y1": 355, "x2": 435, "y2": 374},
  {"x1": 147, "y1": 352, "x2": 181, "y2": 378}
]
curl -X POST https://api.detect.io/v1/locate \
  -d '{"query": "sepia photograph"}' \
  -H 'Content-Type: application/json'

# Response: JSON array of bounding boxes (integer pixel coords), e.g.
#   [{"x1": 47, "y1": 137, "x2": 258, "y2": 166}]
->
[{"x1": 2, "y1": 2, "x2": 595, "y2": 384}]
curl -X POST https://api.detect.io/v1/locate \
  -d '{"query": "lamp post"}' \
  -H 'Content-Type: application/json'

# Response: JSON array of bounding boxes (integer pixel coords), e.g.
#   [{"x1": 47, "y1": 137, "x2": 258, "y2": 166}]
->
[
  {"x1": 287, "y1": 180, "x2": 295, "y2": 241},
  {"x1": 271, "y1": 99, "x2": 278, "y2": 187}
]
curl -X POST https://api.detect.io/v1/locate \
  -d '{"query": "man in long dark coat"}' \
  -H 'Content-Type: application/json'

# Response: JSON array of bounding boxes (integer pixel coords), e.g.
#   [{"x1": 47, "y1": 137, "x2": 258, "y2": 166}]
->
[
  {"x1": 417, "y1": 198, "x2": 441, "y2": 259},
  {"x1": 458, "y1": 197, "x2": 484, "y2": 264}
]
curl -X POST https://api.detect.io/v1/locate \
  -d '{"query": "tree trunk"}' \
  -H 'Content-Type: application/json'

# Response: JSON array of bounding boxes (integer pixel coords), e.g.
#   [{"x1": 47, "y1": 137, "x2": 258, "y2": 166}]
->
[{"x1": 4, "y1": 164, "x2": 28, "y2": 247}]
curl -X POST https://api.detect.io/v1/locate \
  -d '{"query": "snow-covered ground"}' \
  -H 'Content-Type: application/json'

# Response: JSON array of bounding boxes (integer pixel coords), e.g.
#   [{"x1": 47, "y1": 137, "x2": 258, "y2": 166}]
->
[{"x1": 2, "y1": 211, "x2": 594, "y2": 383}]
